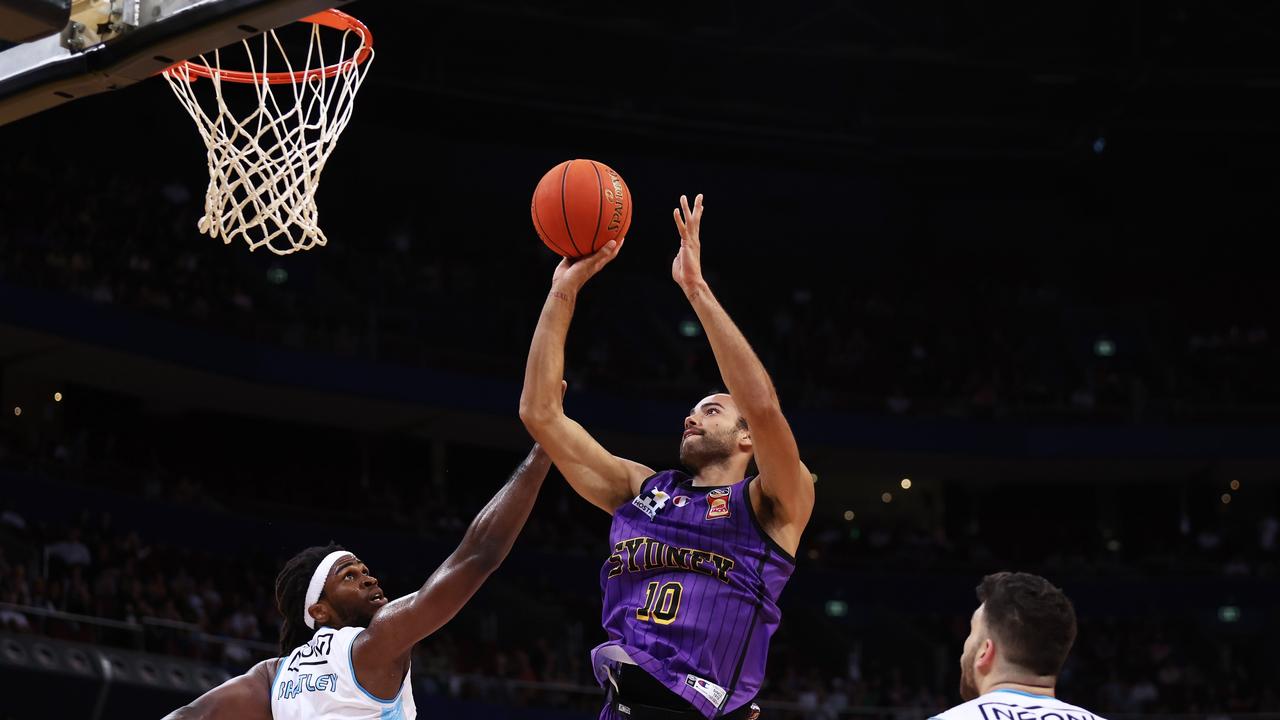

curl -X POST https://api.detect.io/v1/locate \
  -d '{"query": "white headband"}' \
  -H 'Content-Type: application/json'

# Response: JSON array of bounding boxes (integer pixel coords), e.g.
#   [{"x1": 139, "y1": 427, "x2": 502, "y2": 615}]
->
[{"x1": 303, "y1": 551, "x2": 352, "y2": 630}]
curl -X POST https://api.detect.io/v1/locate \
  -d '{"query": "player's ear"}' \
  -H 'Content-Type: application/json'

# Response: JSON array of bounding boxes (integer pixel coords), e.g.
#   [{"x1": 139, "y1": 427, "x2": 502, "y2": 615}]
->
[
  {"x1": 309, "y1": 601, "x2": 332, "y2": 628},
  {"x1": 975, "y1": 637, "x2": 995, "y2": 671}
]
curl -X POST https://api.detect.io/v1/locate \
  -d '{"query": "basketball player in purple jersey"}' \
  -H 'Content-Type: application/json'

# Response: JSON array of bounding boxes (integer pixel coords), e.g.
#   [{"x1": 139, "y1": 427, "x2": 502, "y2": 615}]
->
[{"x1": 520, "y1": 194, "x2": 815, "y2": 719}]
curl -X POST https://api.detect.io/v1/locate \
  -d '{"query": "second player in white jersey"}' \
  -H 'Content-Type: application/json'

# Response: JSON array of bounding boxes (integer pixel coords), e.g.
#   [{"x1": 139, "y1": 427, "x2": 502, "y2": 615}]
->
[
  {"x1": 271, "y1": 626, "x2": 417, "y2": 720},
  {"x1": 935, "y1": 573, "x2": 1099, "y2": 720}
]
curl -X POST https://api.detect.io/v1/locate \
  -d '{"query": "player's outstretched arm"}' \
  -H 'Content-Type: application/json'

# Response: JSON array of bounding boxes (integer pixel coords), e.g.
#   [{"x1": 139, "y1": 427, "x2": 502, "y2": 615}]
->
[
  {"x1": 672, "y1": 194, "x2": 814, "y2": 554},
  {"x1": 350, "y1": 445, "x2": 551, "y2": 690},
  {"x1": 519, "y1": 241, "x2": 654, "y2": 513},
  {"x1": 160, "y1": 658, "x2": 277, "y2": 720}
]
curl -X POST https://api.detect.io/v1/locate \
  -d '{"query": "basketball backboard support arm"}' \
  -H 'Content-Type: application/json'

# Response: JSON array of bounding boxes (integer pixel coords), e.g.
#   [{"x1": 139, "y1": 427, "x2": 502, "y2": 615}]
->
[{"x1": 0, "y1": 0, "x2": 352, "y2": 126}]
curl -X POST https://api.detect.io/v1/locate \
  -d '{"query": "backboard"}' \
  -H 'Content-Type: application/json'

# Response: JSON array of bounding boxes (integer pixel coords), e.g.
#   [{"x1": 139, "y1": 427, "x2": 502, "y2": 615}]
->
[{"x1": 0, "y1": 0, "x2": 355, "y2": 126}]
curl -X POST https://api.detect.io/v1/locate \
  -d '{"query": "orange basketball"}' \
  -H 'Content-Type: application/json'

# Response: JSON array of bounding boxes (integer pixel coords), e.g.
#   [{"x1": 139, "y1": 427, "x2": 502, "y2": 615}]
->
[{"x1": 531, "y1": 159, "x2": 632, "y2": 258}]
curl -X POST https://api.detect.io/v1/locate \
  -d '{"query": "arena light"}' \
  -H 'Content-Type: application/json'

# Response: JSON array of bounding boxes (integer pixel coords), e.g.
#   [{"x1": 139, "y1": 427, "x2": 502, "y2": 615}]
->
[
  {"x1": 824, "y1": 600, "x2": 848, "y2": 618},
  {"x1": 1221, "y1": 493, "x2": 1232, "y2": 505},
  {"x1": 900, "y1": 478, "x2": 912, "y2": 490},
  {"x1": 679, "y1": 319, "x2": 700, "y2": 338},
  {"x1": 1218, "y1": 606, "x2": 1241, "y2": 623},
  {"x1": 53, "y1": 392, "x2": 62, "y2": 402},
  {"x1": 12, "y1": 406, "x2": 20, "y2": 417},
  {"x1": 1094, "y1": 338, "x2": 1116, "y2": 357},
  {"x1": 881, "y1": 492, "x2": 892, "y2": 504},
  {"x1": 843, "y1": 510, "x2": 854, "y2": 521},
  {"x1": 1230, "y1": 480, "x2": 1240, "y2": 491}
]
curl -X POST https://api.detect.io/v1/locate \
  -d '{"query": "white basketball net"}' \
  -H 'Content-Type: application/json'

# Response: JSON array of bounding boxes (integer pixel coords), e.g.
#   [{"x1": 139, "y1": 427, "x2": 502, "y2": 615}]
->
[{"x1": 162, "y1": 19, "x2": 373, "y2": 254}]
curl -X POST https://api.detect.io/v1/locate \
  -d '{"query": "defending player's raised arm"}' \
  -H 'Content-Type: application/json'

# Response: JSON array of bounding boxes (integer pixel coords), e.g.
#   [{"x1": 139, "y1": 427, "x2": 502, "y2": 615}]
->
[
  {"x1": 160, "y1": 658, "x2": 276, "y2": 720},
  {"x1": 352, "y1": 445, "x2": 551, "y2": 671},
  {"x1": 672, "y1": 194, "x2": 814, "y2": 550},
  {"x1": 519, "y1": 241, "x2": 655, "y2": 513}
]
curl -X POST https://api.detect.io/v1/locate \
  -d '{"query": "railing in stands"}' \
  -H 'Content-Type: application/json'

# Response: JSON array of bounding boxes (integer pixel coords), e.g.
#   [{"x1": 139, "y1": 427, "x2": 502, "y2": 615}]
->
[{"x1": 0, "y1": 601, "x2": 276, "y2": 655}]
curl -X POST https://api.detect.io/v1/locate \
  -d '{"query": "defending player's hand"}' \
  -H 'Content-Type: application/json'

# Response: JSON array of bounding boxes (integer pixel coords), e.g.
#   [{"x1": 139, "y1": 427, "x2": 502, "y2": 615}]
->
[
  {"x1": 551, "y1": 237, "x2": 624, "y2": 292},
  {"x1": 672, "y1": 193, "x2": 705, "y2": 292}
]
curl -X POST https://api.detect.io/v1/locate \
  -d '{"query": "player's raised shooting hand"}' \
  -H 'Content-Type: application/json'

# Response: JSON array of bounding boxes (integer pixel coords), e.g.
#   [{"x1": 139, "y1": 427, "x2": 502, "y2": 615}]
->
[
  {"x1": 672, "y1": 193, "x2": 706, "y2": 294},
  {"x1": 551, "y1": 238, "x2": 625, "y2": 294}
]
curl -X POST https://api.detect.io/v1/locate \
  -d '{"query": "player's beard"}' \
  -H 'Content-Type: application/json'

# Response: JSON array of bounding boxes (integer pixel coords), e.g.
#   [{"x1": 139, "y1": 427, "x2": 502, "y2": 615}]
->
[
  {"x1": 334, "y1": 602, "x2": 377, "y2": 630},
  {"x1": 958, "y1": 642, "x2": 979, "y2": 701},
  {"x1": 679, "y1": 428, "x2": 736, "y2": 471}
]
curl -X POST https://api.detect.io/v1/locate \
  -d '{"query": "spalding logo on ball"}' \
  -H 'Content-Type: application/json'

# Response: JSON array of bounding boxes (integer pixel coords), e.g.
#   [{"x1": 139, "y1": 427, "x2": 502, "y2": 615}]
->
[{"x1": 531, "y1": 159, "x2": 632, "y2": 258}]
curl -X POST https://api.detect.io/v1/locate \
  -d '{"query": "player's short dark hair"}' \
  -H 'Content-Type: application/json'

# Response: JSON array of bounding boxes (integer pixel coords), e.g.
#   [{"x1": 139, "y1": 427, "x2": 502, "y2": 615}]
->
[
  {"x1": 275, "y1": 543, "x2": 344, "y2": 655},
  {"x1": 976, "y1": 571, "x2": 1077, "y2": 677}
]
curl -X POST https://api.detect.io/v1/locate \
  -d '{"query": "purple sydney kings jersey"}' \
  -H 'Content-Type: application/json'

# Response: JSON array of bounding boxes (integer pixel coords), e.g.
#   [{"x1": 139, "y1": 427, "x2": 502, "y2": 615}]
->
[{"x1": 591, "y1": 470, "x2": 795, "y2": 718}]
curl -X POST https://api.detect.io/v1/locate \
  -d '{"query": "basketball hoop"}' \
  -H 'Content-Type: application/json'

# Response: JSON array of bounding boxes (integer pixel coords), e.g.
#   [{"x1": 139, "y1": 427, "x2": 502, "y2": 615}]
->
[{"x1": 161, "y1": 10, "x2": 373, "y2": 254}]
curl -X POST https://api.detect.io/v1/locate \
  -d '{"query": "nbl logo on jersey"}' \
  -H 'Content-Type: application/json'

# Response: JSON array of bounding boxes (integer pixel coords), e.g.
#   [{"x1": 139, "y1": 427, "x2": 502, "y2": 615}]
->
[
  {"x1": 705, "y1": 487, "x2": 731, "y2": 520},
  {"x1": 632, "y1": 489, "x2": 670, "y2": 519}
]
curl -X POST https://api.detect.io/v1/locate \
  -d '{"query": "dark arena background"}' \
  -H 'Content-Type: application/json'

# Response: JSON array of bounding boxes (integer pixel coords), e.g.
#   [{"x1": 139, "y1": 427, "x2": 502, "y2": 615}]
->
[{"x1": 2, "y1": 1, "x2": 1280, "y2": 718}]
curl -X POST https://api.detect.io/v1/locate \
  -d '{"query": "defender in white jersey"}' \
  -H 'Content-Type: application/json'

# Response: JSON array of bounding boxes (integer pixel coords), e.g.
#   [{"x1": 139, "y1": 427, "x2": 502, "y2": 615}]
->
[
  {"x1": 161, "y1": 443, "x2": 553, "y2": 720},
  {"x1": 271, "y1": 624, "x2": 417, "y2": 720},
  {"x1": 931, "y1": 572, "x2": 1105, "y2": 720}
]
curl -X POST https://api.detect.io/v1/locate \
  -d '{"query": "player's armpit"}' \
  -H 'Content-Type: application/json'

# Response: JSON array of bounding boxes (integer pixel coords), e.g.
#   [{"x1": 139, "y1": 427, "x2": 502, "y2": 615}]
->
[{"x1": 525, "y1": 412, "x2": 653, "y2": 513}]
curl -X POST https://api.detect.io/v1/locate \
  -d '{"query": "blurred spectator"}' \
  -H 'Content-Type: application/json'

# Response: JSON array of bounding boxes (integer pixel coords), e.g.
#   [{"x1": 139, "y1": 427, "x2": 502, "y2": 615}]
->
[{"x1": 45, "y1": 527, "x2": 91, "y2": 568}]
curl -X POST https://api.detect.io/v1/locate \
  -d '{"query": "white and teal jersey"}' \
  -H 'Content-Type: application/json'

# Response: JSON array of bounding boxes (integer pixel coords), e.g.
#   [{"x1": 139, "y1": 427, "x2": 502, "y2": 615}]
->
[
  {"x1": 934, "y1": 689, "x2": 1106, "y2": 720},
  {"x1": 270, "y1": 626, "x2": 416, "y2": 720}
]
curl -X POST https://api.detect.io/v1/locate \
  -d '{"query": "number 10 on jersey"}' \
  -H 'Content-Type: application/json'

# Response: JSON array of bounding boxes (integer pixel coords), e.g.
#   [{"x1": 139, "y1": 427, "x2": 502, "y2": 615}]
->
[{"x1": 636, "y1": 581, "x2": 683, "y2": 625}]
